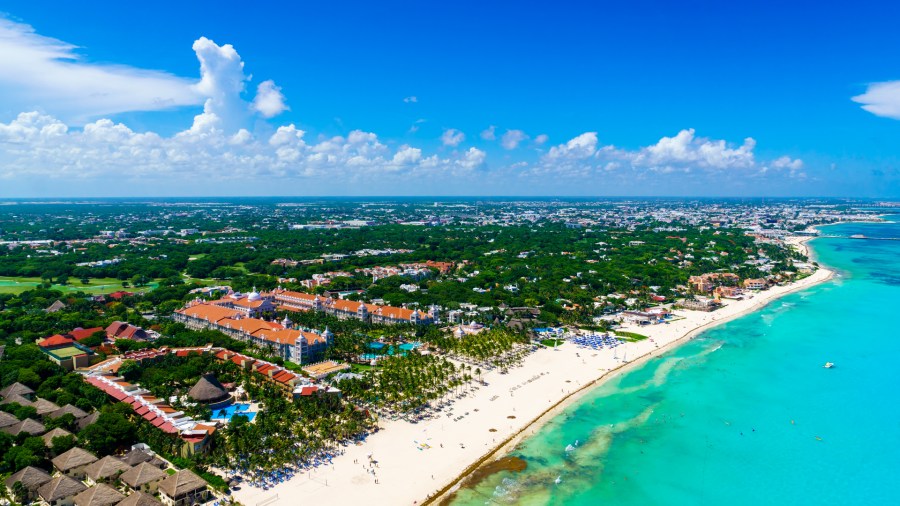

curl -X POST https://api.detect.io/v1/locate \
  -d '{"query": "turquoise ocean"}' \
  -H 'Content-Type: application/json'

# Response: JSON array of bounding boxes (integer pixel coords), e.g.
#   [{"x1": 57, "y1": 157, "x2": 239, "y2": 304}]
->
[{"x1": 450, "y1": 218, "x2": 900, "y2": 505}]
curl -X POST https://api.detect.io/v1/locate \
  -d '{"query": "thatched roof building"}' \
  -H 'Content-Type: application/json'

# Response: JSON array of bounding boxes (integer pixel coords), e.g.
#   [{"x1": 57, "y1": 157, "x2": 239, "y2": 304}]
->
[
  {"x1": 4, "y1": 466, "x2": 52, "y2": 500},
  {"x1": 73, "y1": 483, "x2": 126, "y2": 506},
  {"x1": 41, "y1": 427, "x2": 74, "y2": 446},
  {"x1": 187, "y1": 374, "x2": 231, "y2": 405},
  {"x1": 38, "y1": 475, "x2": 87, "y2": 504},
  {"x1": 116, "y1": 491, "x2": 163, "y2": 506}
]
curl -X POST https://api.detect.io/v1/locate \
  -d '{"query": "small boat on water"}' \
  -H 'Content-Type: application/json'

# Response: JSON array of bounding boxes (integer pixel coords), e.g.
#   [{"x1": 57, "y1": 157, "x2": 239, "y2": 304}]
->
[
  {"x1": 555, "y1": 475, "x2": 562, "y2": 485},
  {"x1": 823, "y1": 362, "x2": 835, "y2": 369}
]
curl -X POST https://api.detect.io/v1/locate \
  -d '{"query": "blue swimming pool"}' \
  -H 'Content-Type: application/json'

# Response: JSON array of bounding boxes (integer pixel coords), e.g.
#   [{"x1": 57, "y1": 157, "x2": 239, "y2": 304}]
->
[{"x1": 211, "y1": 403, "x2": 256, "y2": 422}]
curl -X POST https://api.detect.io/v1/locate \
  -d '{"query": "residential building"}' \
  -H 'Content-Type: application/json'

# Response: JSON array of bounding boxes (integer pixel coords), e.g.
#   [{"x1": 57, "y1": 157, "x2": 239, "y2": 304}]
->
[
  {"x1": 37, "y1": 474, "x2": 86, "y2": 506},
  {"x1": 52, "y1": 447, "x2": 99, "y2": 480},
  {"x1": 4, "y1": 466, "x2": 52, "y2": 503},
  {"x1": 105, "y1": 322, "x2": 149, "y2": 341},
  {"x1": 157, "y1": 470, "x2": 209, "y2": 506},
  {"x1": 743, "y1": 278, "x2": 768, "y2": 290},
  {"x1": 83, "y1": 456, "x2": 131, "y2": 485},
  {"x1": 72, "y1": 483, "x2": 126, "y2": 506},
  {"x1": 120, "y1": 463, "x2": 166, "y2": 494}
]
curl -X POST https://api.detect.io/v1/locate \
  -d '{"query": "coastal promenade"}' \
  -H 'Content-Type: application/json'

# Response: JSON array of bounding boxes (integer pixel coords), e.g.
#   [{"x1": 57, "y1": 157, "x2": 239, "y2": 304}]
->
[{"x1": 233, "y1": 265, "x2": 833, "y2": 506}]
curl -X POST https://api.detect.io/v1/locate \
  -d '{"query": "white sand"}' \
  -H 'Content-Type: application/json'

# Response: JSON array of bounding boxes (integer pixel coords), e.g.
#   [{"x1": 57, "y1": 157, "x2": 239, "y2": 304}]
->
[
  {"x1": 232, "y1": 266, "x2": 833, "y2": 506},
  {"x1": 785, "y1": 235, "x2": 815, "y2": 258}
]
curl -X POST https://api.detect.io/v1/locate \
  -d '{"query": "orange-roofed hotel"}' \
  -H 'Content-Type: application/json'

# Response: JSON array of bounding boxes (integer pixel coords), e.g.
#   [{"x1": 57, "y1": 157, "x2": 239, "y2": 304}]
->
[
  {"x1": 175, "y1": 300, "x2": 332, "y2": 366},
  {"x1": 271, "y1": 288, "x2": 439, "y2": 325},
  {"x1": 175, "y1": 288, "x2": 438, "y2": 363}
]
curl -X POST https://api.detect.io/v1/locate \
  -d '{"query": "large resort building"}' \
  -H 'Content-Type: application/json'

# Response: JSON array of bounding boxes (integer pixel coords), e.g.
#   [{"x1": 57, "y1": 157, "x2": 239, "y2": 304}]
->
[
  {"x1": 174, "y1": 291, "x2": 332, "y2": 365},
  {"x1": 271, "y1": 288, "x2": 439, "y2": 325}
]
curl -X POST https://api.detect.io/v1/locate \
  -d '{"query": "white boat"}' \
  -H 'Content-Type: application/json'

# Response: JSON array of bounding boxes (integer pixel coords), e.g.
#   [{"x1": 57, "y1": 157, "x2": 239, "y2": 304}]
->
[{"x1": 823, "y1": 362, "x2": 835, "y2": 369}]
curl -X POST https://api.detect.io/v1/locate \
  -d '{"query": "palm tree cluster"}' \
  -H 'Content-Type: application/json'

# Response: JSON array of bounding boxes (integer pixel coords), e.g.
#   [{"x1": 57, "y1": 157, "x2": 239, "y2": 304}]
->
[
  {"x1": 204, "y1": 380, "x2": 372, "y2": 481},
  {"x1": 337, "y1": 353, "x2": 478, "y2": 419},
  {"x1": 429, "y1": 328, "x2": 533, "y2": 372}
]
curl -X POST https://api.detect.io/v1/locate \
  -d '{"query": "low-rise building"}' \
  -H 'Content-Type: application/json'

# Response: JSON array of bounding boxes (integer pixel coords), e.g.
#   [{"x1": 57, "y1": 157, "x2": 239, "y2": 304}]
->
[
  {"x1": 157, "y1": 470, "x2": 209, "y2": 506},
  {"x1": 743, "y1": 278, "x2": 768, "y2": 290},
  {"x1": 38, "y1": 335, "x2": 94, "y2": 371},
  {"x1": 83, "y1": 456, "x2": 131, "y2": 485},
  {"x1": 38, "y1": 474, "x2": 87, "y2": 506},
  {"x1": 72, "y1": 482, "x2": 126, "y2": 506},
  {"x1": 4, "y1": 465, "x2": 52, "y2": 503},
  {"x1": 120, "y1": 462, "x2": 167, "y2": 494},
  {"x1": 52, "y1": 447, "x2": 99, "y2": 480},
  {"x1": 105, "y1": 322, "x2": 150, "y2": 341}
]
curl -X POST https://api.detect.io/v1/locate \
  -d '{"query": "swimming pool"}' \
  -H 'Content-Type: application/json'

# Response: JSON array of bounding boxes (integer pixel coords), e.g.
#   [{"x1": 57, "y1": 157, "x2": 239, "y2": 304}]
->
[{"x1": 211, "y1": 403, "x2": 256, "y2": 422}]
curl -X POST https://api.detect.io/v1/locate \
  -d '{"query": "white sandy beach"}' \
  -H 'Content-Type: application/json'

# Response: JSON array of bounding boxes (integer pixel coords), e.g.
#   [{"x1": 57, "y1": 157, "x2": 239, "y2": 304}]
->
[{"x1": 232, "y1": 263, "x2": 833, "y2": 506}]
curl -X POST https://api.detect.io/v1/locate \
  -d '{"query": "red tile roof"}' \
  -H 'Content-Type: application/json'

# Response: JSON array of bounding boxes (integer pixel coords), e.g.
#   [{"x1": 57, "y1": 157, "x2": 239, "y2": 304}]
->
[
  {"x1": 40, "y1": 334, "x2": 76, "y2": 348},
  {"x1": 69, "y1": 327, "x2": 104, "y2": 341}
]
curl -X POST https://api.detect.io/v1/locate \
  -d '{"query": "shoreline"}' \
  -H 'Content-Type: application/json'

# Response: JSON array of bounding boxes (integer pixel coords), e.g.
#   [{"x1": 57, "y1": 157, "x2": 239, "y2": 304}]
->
[
  {"x1": 231, "y1": 242, "x2": 834, "y2": 506},
  {"x1": 427, "y1": 254, "x2": 834, "y2": 504}
]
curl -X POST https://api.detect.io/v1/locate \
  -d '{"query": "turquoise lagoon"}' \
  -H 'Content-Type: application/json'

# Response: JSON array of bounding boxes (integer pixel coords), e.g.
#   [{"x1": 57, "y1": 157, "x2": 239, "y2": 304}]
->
[{"x1": 450, "y1": 218, "x2": 900, "y2": 505}]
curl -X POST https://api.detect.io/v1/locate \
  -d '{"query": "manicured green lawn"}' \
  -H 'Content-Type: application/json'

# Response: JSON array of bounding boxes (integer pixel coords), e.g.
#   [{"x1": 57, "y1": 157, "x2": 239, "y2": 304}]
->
[
  {"x1": 613, "y1": 330, "x2": 649, "y2": 341},
  {"x1": 0, "y1": 276, "x2": 158, "y2": 295},
  {"x1": 541, "y1": 338, "x2": 565, "y2": 347},
  {"x1": 180, "y1": 274, "x2": 220, "y2": 286},
  {"x1": 351, "y1": 363, "x2": 376, "y2": 373}
]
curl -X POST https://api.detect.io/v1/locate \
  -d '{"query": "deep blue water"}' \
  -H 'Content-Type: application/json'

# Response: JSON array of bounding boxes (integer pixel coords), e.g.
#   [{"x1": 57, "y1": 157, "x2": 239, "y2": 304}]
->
[{"x1": 451, "y1": 217, "x2": 900, "y2": 505}]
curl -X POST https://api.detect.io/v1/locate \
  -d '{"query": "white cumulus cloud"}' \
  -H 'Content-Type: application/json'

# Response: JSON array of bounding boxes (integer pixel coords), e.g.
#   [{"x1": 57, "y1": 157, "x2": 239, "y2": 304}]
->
[
  {"x1": 852, "y1": 80, "x2": 900, "y2": 119},
  {"x1": 501, "y1": 129, "x2": 528, "y2": 150},
  {"x1": 252, "y1": 80, "x2": 289, "y2": 118},
  {"x1": 441, "y1": 128, "x2": 465, "y2": 147},
  {"x1": 458, "y1": 147, "x2": 487, "y2": 169},
  {"x1": 0, "y1": 17, "x2": 201, "y2": 124},
  {"x1": 0, "y1": 17, "x2": 290, "y2": 130},
  {"x1": 546, "y1": 132, "x2": 598, "y2": 160},
  {"x1": 633, "y1": 128, "x2": 756, "y2": 170},
  {"x1": 393, "y1": 146, "x2": 422, "y2": 165},
  {"x1": 480, "y1": 126, "x2": 496, "y2": 141}
]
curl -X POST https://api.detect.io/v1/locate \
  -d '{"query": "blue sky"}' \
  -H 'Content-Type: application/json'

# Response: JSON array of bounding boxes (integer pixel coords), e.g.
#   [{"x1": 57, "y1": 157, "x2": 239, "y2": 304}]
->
[{"x1": 1, "y1": 1, "x2": 900, "y2": 197}]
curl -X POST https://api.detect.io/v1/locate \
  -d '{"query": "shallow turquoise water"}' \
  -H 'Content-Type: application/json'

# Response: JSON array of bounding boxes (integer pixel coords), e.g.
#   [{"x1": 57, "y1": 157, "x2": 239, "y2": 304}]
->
[{"x1": 451, "y1": 218, "x2": 900, "y2": 505}]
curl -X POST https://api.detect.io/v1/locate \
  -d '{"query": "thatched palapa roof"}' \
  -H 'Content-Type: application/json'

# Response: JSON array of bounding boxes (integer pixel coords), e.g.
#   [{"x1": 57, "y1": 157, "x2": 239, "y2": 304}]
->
[
  {"x1": 4, "y1": 465, "x2": 52, "y2": 491},
  {"x1": 158, "y1": 469, "x2": 208, "y2": 497},
  {"x1": 38, "y1": 475, "x2": 87, "y2": 502},
  {"x1": 84, "y1": 455, "x2": 131, "y2": 482},
  {"x1": 0, "y1": 382, "x2": 34, "y2": 399},
  {"x1": 120, "y1": 462, "x2": 166, "y2": 488},
  {"x1": 41, "y1": 427, "x2": 74, "y2": 446},
  {"x1": 32, "y1": 398, "x2": 61, "y2": 416},
  {"x1": 73, "y1": 483, "x2": 126, "y2": 506},
  {"x1": 52, "y1": 447, "x2": 98, "y2": 472},
  {"x1": 0, "y1": 410, "x2": 18, "y2": 428},
  {"x1": 116, "y1": 491, "x2": 163, "y2": 506},
  {"x1": 0, "y1": 393, "x2": 34, "y2": 406},
  {"x1": 187, "y1": 374, "x2": 230, "y2": 404},
  {"x1": 50, "y1": 404, "x2": 89, "y2": 420},
  {"x1": 2, "y1": 418, "x2": 46, "y2": 436}
]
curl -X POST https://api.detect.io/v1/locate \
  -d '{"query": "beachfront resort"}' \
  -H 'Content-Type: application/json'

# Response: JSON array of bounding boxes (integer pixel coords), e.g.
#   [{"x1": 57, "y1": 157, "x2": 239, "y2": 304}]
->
[{"x1": 0, "y1": 197, "x2": 852, "y2": 505}]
